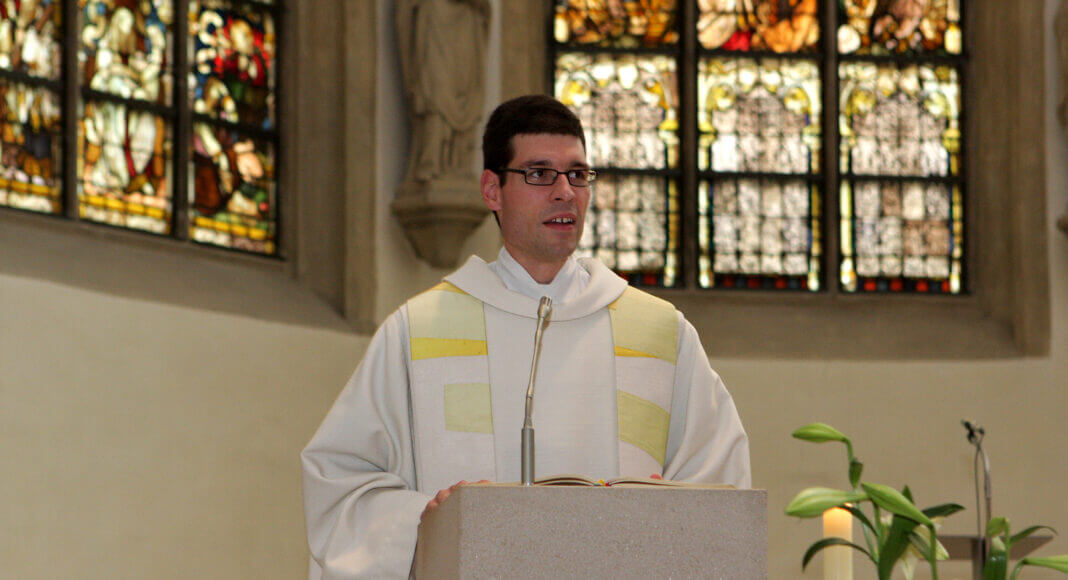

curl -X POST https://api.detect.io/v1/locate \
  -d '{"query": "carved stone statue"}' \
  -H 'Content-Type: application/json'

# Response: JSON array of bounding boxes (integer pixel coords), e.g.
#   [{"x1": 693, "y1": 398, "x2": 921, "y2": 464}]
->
[
  {"x1": 397, "y1": 0, "x2": 490, "y2": 182},
  {"x1": 1058, "y1": 0, "x2": 1068, "y2": 234},
  {"x1": 393, "y1": 0, "x2": 493, "y2": 267}
]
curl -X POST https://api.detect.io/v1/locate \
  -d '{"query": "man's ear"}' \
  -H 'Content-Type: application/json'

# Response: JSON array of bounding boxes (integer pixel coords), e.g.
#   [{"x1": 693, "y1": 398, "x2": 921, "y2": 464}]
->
[{"x1": 480, "y1": 169, "x2": 503, "y2": 211}]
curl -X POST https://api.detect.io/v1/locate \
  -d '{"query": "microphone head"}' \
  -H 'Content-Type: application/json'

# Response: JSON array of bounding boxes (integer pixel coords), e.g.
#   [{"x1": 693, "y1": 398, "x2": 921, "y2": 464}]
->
[
  {"x1": 961, "y1": 420, "x2": 974, "y2": 441},
  {"x1": 537, "y1": 296, "x2": 552, "y2": 320},
  {"x1": 962, "y1": 419, "x2": 983, "y2": 444}
]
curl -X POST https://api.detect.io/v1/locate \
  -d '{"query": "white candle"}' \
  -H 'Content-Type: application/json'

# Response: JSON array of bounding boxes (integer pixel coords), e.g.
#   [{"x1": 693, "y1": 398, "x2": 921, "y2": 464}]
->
[{"x1": 823, "y1": 507, "x2": 853, "y2": 580}]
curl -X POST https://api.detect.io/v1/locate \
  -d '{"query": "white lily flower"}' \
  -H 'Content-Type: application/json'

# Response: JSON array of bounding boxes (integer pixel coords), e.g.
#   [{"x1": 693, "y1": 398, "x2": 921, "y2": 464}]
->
[{"x1": 897, "y1": 516, "x2": 949, "y2": 580}]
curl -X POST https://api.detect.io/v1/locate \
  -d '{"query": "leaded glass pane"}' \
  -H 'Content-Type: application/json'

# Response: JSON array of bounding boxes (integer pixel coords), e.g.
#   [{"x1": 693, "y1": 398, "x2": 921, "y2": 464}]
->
[
  {"x1": 0, "y1": 0, "x2": 62, "y2": 79},
  {"x1": 698, "y1": 57, "x2": 821, "y2": 173},
  {"x1": 838, "y1": 0, "x2": 962, "y2": 55},
  {"x1": 191, "y1": 0, "x2": 276, "y2": 130},
  {"x1": 554, "y1": 0, "x2": 677, "y2": 48},
  {"x1": 190, "y1": 123, "x2": 276, "y2": 254},
  {"x1": 556, "y1": 52, "x2": 678, "y2": 170},
  {"x1": 79, "y1": 0, "x2": 174, "y2": 105},
  {"x1": 78, "y1": 100, "x2": 172, "y2": 233},
  {"x1": 840, "y1": 180, "x2": 962, "y2": 293},
  {"x1": 839, "y1": 60, "x2": 963, "y2": 293},
  {"x1": 697, "y1": 0, "x2": 820, "y2": 53},
  {"x1": 0, "y1": 81, "x2": 61, "y2": 213},
  {"x1": 576, "y1": 174, "x2": 678, "y2": 286},
  {"x1": 840, "y1": 62, "x2": 960, "y2": 177},
  {"x1": 556, "y1": 50, "x2": 678, "y2": 285},
  {"x1": 699, "y1": 178, "x2": 821, "y2": 290}
]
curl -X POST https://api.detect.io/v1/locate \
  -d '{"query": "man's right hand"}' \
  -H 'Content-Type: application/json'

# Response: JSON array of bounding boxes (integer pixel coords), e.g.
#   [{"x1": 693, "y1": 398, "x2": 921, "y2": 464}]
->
[{"x1": 421, "y1": 480, "x2": 490, "y2": 522}]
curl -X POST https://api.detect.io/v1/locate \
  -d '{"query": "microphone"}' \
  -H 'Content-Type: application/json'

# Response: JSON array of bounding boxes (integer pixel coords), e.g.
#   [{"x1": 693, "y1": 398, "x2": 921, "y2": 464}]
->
[
  {"x1": 521, "y1": 296, "x2": 552, "y2": 486},
  {"x1": 961, "y1": 419, "x2": 992, "y2": 555}
]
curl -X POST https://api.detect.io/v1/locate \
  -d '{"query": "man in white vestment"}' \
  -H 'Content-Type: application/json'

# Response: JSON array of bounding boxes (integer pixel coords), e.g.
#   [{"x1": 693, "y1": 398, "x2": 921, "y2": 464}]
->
[{"x1": 301, "y1": 95, "x2": 751, "y2": 579}]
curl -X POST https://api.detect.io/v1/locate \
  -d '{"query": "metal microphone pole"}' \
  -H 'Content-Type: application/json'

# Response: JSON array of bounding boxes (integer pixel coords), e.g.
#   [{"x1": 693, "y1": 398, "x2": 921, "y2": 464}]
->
[
  {"x1": 521, "y1": 297, "x2": 552, "y2": 486},
  {"x1": 962, "y1": 420, "x2": 992, "y2": 564}
]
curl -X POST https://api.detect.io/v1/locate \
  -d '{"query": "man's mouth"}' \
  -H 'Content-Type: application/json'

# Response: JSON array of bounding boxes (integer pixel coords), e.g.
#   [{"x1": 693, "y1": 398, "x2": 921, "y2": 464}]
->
[{"x1": 545, "y1": 217, "x2": 576, "y2": 225}]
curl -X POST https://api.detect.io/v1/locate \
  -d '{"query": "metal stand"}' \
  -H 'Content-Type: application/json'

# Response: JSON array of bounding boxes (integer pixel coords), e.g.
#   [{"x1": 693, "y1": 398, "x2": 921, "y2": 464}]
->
[{"x1": 942, "y1": 534, "x2": 1053, "y2": 580}]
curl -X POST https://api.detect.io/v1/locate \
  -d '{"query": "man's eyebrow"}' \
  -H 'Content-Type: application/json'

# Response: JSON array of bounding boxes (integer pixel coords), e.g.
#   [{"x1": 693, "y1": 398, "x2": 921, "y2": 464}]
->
[{"x1": 521, "y1": 158, "x2": 591, "y2": 169}]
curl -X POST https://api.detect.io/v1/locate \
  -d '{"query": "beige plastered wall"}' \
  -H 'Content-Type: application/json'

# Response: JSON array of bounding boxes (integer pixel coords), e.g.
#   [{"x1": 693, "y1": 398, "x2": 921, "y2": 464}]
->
[{"x1": 0, "y1": 1, "x2": 1065, "y2": 579}]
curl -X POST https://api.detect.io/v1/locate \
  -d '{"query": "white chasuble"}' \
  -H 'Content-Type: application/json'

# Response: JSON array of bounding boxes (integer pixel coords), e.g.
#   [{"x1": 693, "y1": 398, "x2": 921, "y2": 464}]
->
[{"x1": 406, "y1": 269, "x2": 679, "y2": 493}]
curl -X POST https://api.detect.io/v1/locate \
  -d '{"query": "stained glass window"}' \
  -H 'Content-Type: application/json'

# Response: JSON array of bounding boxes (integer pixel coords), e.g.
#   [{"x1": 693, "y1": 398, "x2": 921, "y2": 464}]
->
[
  {"x1": 551, "y1": 0, "x2": 966, "y2": 294},
  {"x1": 190, "y1": 123, "x2": 276, "y2": 254},
  {"x1": 698, "y1": 0, "x2": 820, "y2": 53},
  {"x1": 190, "y1": 0, "x2": 276, "y2": 130},
  {"x1": 555, "y1": 46, "x2": 680, "y2": 286},
  {"x1": 697, "y1": 51, "x2": 822, "y2": 290},
  {"x1": 0, "y1": 0, "x2": 281, "y2": 257},
  {"x1": 77, "y1": 1, "x2": 174, "y2": 232},
  {"x1": 839, "y1": 61, "x2": 963, "y2": 293},
  {"x1": 0, "y1": 1, "x2": 63, "y2": 215},
  {"x1": 0, "y1": 1, "x2": 62, "y2": 79},
  {"x1": 555, "y1": 0, "x2": 678, "y2": 48},
  {"x1": 838, "y1": 0, "x2": 962, "y2": 56},
  {"x1": 0, "y1": 82, "x2": 62, "y2": 214},
  {"x1": 189, "y1": 0, "x2": 277, "y2": 253}
]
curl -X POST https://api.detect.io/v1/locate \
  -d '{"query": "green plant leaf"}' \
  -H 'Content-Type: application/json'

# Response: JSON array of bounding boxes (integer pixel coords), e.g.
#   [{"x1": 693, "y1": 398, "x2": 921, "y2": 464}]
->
[
  {"x1": 849, "y1": 458, "x2": 864, "y2": 489},
  {"x1": 801, "y1": 537, "x2": 874, "y2": 570},
  {"x1": 862, "y1": 483, "x2": 933, "y2": 527},
  {"x1": 1019, "y1": 555, "x2": 1068, "y2": 574},
  {"x1": 986, "y1": 516, "x2": 1009, "y2": 539},
  {"x1": 877, "y1": 514, "x2": 922, "y2": 580},
  {"x1": 843, "y1": 504, "x2": 877, "y2": 534},
  {"x1": 923, "y1": 503, "x2": 966, "y2": 519},
  {"x1": 792, "y1": 423, "x2": 850, "y2": 444},
  {"x1": 1010, "y1": 525, "x2": 1057, "y2": 546},
  {"x1": 984, "y1": 537, "x2": 1008, "y2": 580},
  {"x1": 902, "y1": 485, "x2": 914, "y2": 502},
  {"x1": 785, "y1": 487, "x2": 867, "y2": 518}
]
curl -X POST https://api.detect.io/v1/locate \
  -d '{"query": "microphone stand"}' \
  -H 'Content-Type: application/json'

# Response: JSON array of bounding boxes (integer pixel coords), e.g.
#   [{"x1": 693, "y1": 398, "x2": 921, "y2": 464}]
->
[
  {"x1": 962, "y1": 420, "x2": 992, "y2": 565},
  {"x1": 521, "y1": 297, "x2": 552, "y2": 486}
]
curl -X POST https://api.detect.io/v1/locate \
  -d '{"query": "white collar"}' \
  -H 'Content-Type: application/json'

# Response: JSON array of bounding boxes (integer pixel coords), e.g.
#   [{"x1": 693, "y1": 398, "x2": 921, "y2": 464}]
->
[
  {"x1": 490, "y1": 247, "x2": 590, "y2": 305},
  {"x1": 445, "y1": 252, "x2": 627, "y2": 321}
]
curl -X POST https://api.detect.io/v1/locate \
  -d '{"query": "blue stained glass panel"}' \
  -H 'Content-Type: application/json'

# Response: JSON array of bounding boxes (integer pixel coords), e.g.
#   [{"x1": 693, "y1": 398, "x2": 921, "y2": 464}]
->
[{"x1": 190, "y1": 0, "x2": 276, "y2": 130}]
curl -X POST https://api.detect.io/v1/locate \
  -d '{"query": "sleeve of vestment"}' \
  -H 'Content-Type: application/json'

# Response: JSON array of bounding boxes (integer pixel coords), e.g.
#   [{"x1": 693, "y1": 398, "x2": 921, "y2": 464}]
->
[
  {"x1": 662, "y1": 314, "x2": 752, "y2": 488},
  {"x1": 301, "y1": 306, "x2": 431, "y2": 579}
]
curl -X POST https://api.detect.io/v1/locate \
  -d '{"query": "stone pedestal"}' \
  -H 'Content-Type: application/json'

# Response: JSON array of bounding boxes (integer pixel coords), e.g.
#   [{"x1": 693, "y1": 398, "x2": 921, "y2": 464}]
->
[
  {"x1": 414, "y1": 485, "x2": 767, "y2": 579},
  {"x1": 392, "y1": 178, "x2": 490, "y2": 268}
]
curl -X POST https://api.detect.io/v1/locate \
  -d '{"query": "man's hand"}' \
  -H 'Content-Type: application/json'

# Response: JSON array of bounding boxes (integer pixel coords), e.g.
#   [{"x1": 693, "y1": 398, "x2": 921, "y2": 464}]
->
[{"x1": 421, "y1": 480, "x2": 490, "y2": 522}]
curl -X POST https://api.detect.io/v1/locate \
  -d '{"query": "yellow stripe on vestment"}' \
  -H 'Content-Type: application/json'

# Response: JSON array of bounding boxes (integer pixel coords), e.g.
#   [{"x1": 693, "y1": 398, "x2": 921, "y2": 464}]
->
[
  {"x1": 411, "y1": 337, "x2": 488, "y2": 360},
  {"x1": 408, "y1": 282, "x2": 486, "y2": 360},
  {"x1": 609, "y1": 287, "x2": 678, "y2": 364},
  {"x1": 444, "y1": 382, "x2": 494, "y2": 433},
  {"x1": 614, "y1": 346, "x2": 660, "y2": 359},
  {"x1": 617, "y1": 390, "x2": 670, "y2": 466},
  {"x1": 430, "y1": 281, "x2": 466, "y2": 294}
]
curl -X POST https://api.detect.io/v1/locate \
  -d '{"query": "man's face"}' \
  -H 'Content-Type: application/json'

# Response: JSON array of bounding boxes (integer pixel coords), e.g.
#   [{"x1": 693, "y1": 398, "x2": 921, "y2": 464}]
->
[{"x1": 480, "y1": 133, "x2": 590, "y2": 279}]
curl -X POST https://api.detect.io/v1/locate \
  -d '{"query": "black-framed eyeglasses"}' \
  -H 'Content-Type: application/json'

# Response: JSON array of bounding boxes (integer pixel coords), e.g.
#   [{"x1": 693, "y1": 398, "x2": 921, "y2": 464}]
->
[{"x1": 500, "y1": 167, "x2": 597, "y2": 187}]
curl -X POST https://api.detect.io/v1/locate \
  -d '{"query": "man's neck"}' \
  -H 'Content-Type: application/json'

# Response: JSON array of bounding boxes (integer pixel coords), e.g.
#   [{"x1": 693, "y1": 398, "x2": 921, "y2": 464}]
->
[{"x1": 503, "y1": 246, "x2": 566, "y2": 284}]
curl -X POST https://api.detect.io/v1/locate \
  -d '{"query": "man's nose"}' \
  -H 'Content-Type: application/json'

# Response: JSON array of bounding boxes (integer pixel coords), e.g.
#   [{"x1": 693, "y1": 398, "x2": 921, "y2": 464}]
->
[{"x1": 550, "y1": 173, "x2": 577, "y2": 201}]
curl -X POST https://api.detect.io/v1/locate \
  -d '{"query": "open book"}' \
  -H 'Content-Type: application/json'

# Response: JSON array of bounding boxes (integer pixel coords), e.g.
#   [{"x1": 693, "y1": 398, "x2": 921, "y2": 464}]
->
[{"x1": 479, "y1": 474, "x2": 735, "y2": 489}]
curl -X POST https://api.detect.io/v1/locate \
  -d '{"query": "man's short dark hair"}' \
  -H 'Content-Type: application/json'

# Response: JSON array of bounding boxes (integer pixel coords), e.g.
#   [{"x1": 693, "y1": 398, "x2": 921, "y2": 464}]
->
[{"x1": 482, "y1": 94, "x2": 586, "y2": 184}]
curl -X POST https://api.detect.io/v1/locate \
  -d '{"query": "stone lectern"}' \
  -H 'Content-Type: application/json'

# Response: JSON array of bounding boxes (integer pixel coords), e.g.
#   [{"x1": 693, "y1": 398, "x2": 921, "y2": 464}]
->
[{"x1": 414, "y1": 485, "x2": 767, "y2": 579}]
